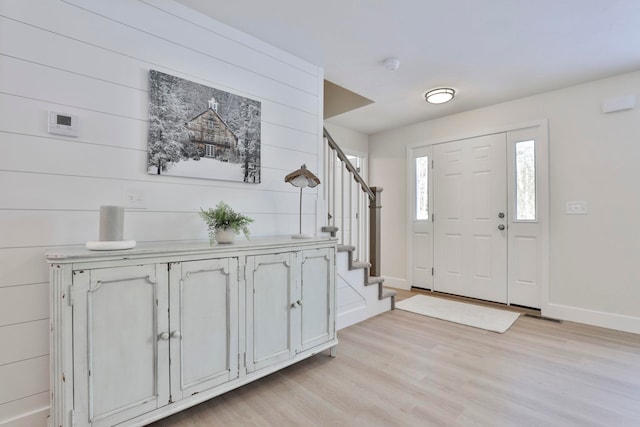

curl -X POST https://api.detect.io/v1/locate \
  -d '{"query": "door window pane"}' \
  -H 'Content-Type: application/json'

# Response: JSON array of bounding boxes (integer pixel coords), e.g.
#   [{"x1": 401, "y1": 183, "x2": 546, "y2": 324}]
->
[
  {"x1": 416, "y1": 156, "x2": 429, "y2": 220},
  {"x1": 515, "y1": 140, "x2": 536, "y2": 221}
]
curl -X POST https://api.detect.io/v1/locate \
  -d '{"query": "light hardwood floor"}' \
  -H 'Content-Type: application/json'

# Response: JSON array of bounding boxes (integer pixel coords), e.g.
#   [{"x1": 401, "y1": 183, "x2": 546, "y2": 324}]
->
[{"x1": 150, "y1": 289, "x2": 640, "y2": 427}]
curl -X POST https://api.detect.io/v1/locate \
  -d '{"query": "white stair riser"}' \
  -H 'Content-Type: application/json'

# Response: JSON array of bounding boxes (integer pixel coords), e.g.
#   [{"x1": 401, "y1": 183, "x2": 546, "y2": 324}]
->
[
  {"x1": 336, "y1": 252, "x2": 365, "y2": 284},
  {"x1": 336, "y1": 251, "x2": 392, "y2": 330},
  {"x1": 337, "y1": 298, "x2": 391, "y2": 330}
]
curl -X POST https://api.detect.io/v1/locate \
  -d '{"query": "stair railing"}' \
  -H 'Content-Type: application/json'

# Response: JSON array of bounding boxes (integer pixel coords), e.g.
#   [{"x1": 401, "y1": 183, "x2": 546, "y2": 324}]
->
[{"x1": 323, "y1": 127, "x2": 382, "y2": 276}]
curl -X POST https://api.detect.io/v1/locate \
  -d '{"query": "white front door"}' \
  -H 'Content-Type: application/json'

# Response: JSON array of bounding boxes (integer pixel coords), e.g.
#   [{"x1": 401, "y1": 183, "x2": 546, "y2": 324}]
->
[
  {"x1": 433, "y1": 133, "x2": 508, "y2": 303},
  {"x1": 409, "y1": 146, "x2": 433, "y2": 290}
]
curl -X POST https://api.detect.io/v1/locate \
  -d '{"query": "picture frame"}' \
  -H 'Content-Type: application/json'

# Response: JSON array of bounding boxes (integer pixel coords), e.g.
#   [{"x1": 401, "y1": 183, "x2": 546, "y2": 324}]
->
[{"x1": 147, "y1": 70, "x2": 261, "y2": 183}]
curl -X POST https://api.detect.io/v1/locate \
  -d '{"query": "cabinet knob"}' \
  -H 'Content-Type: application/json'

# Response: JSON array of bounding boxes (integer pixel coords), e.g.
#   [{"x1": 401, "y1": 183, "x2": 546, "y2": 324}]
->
[
  {"x1": 297, "y1": 300, "x2": 303, "y2": 307},
  {"x1": 171, "y1": 330, "x2": 182, "y2": 339},
  {"x1": 291, "y1": 303, "x2": 297, "y2": 309},
  {"x1": 158, "y1": 332, "x2": 170, "y2": 341}
]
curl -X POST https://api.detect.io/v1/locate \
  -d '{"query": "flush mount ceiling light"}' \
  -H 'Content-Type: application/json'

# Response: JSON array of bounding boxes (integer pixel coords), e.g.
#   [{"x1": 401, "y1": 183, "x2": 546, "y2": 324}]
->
[{"x1": 425, "y1": 88, "x2": 455, "y2": 104}]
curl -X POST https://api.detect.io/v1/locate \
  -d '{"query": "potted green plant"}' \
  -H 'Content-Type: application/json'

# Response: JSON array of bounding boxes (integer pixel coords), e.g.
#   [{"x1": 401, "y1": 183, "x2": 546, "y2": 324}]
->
[{"x1": 199, "y1": 202, "x2": 254, "y2": 244}]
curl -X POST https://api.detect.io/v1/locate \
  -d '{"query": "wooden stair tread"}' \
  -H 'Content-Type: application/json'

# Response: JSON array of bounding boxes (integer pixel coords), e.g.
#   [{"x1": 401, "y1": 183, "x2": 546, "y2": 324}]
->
[
  {"x1": 380, "y1": 288, "x2": 397, "y2": 310},
  {"x1": 336, "y1": 240, "x2": 395, "y2": 314},
  {"x1": 351, "y1": 261, "x2": 371, "y2": 269},
  {"x1": 381, "y1": 289, "x2": 397, "y2": 298},
  {"x1": 367, "y1": 276, "x2": 384, "y2": 285},
  {"x1": 321, "y1": 226, "x2": 339, "y2": 237}
]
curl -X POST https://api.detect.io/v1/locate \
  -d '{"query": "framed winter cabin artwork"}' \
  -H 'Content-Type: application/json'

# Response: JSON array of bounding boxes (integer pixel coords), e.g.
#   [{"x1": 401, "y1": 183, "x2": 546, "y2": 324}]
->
[{"x1": 147, "y1": 70, "x2": 261, "y2": 183}]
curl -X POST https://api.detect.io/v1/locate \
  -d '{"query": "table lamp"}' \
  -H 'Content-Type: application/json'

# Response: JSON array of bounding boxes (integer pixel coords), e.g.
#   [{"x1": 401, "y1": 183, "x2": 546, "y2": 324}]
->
[{"x1": 285, "y1": 164, "x2": 320, "y2": 238}]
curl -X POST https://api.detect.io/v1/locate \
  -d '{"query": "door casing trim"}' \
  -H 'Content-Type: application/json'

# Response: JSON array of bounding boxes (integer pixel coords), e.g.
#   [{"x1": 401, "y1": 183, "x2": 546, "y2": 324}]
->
[{"x1": 405, "y1": 119, "x2": 549, "y2": 311}]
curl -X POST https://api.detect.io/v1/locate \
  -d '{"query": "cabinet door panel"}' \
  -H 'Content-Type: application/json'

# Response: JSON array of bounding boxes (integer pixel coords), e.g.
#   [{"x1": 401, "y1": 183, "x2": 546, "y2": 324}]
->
[
  {"x1": 301, "y1": 248, "x2": 335, "y2": 350},
  {"x1": 170, "y1": 258, "x2": 239, "y2": 400},
  {"x1": 246, "y1": 253, "x2": 296, "y2": 372},
  {"x1": 73, "y1": 264, "x2": 169, "y2": 427}
]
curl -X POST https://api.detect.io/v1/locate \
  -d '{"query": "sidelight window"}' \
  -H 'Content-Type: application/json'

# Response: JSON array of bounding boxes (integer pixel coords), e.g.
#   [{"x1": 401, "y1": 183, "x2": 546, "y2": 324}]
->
[
  {"x1": 416, "y1": 156, "x2": 429, "y2": 220},
  {"x1": 515, "y1": 140, "x2": 536, "y2": 221}
]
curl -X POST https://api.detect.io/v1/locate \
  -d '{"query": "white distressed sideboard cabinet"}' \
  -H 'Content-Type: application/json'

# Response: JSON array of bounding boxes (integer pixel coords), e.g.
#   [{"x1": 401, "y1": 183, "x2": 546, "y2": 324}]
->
[{"x1": 46, "y1": 238, "x2": 337, "y2": 427}]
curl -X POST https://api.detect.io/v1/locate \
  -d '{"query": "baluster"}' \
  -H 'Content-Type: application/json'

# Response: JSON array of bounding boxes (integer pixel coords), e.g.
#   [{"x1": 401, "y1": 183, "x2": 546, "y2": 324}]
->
[
  {"x1": 340, "y1": 162, "x2": 345, "y2": 245},
  {"x1": 355, "y1": 178, "x2": 361, "y2": 261},
  {"x1": 332, "y1": 155, "x2": 337, "y2": 227},
  {"x1": 348, "y1": 170, "x2": 353, "y2": 248}
]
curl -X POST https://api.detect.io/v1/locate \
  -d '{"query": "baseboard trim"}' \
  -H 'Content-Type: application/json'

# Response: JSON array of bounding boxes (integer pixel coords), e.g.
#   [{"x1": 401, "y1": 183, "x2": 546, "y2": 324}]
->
[
  {"x1": 543, "y1": 303, "x2": 640, "y2": 334},
  {"x1": 381, "y1": 276, "x2": 409, "y2": 290},
  {"x1": 0, "y1": 406, "x2": 48, "y2": 427},
  {"x1": 337, "y1": 298, "x2": 392, "y2": 330}
]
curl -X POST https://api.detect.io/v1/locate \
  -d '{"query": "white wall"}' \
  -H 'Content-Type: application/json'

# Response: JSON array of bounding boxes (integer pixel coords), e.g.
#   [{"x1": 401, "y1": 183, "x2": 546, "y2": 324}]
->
[
  {"x1": 324, "y1": 122, "x2": 369, "y2": 154},
  {"x1": 0, "y1": 0, "x2": 323, "y2": 425},
  {"x1": 370, "y1": 70, "x2": 640, "y2": 333}
]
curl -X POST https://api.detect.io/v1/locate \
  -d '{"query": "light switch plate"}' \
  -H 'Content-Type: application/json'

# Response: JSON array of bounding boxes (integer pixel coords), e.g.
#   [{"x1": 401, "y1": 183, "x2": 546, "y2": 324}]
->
[
  {"x1": 566, "y1": 201, "x2": 588, "y2": 215},
  {"x1": 123, "y1": 188, "x2": 147, "y2": 209}
]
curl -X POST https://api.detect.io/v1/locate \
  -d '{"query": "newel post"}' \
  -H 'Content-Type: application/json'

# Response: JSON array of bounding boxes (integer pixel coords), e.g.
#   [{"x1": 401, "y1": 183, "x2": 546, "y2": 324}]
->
[{"x1": 369, "y1": 187, "x2": 383, "y2": 277}]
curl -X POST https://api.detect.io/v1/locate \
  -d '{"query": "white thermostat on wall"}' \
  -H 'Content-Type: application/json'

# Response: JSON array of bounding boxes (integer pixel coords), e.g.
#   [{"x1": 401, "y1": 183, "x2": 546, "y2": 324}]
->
[{"x1": 48, "y1": 111, "x2": 79, "y2": 137}]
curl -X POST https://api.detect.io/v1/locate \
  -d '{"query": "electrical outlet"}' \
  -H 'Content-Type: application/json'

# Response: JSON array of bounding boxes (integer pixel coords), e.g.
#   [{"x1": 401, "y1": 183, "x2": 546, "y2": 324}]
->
[{"x1": 123, "y1": 189, "x2": 147, "y2": 209}]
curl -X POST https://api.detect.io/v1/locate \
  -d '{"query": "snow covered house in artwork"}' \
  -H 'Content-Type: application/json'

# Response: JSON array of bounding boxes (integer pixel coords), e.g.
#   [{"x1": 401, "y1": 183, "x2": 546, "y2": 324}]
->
[
  {"x1": 186, "y1": 98, "x2": 238, "y2": 163},
  {"x1": 147, "y1": 70, "x2": 261, "y2": 183}
]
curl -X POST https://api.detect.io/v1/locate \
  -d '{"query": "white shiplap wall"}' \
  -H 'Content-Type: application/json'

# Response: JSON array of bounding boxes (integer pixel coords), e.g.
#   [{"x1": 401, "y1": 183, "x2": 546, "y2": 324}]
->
[{"x1": 0, "y1": 0, "x2": 324, "y2": 425}]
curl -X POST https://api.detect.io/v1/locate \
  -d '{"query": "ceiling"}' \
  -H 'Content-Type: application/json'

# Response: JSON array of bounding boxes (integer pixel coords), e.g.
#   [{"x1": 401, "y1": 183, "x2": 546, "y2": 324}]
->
[{"x1": 174, "y1": 0, "x2": 640, "y2": 135}]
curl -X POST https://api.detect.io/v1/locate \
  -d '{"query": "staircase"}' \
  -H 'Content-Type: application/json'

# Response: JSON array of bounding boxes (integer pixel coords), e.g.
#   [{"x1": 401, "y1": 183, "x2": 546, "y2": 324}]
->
[
  {"x1": 336, "y1": 245, "x2": 395, "y2": 329},
  {"x1": 323, "y1": 128, "x2": 396, "y2": 330}
]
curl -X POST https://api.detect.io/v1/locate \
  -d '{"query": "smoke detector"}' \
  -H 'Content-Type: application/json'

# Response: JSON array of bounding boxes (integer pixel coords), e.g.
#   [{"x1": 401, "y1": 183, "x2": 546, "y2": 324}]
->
[{"x1": 383, "y1": 58, "x2": 400, "y2": 71}]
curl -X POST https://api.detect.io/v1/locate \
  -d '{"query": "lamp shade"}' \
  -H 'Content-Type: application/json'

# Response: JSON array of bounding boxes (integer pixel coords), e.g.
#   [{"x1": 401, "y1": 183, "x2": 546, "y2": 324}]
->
[
  {"x1": 285, "y1": 164, "x2": 320, "y2": 188},
  {"x1": 285, "y1": 164, "x2": 320, "y2": 239}
]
